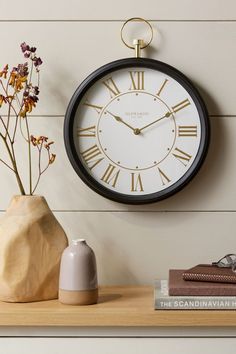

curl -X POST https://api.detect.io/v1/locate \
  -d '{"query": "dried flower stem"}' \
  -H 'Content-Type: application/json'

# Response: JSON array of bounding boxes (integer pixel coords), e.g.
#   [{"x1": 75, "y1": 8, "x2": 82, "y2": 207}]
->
[
  {"x1": 0, "y1": 80, "x2": 20, "y2": 144},
  {"x1": 25, "y1": 60, "x2": 34, "y2": 195},
  {"x1": 0, "y1": 116, "x2": 23, "y2": 190},
  {"x1": 0, "y1": 131, "x2": 25, "y2": 195},
  {"x1": 0, "y1": 43, "x2": 55, "y2": 195},
  {"x1": 0, "y1": 159, "x2": 15, "y2": 172},
  {"x1": 31, "y1": 142, "x2": 50, "y2": 195},
  {"x1": 25, "y1": 117, "x2": 32, "y2": 194},
  {"x1": 31, "y1": 144, "x2": 42, "y2": 195}
]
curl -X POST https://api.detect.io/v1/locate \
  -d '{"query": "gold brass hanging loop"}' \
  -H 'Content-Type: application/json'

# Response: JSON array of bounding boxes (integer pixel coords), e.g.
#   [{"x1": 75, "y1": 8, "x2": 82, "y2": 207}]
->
[{"x1": 120, "y1": 17, "x2": 153, "y2": 58}]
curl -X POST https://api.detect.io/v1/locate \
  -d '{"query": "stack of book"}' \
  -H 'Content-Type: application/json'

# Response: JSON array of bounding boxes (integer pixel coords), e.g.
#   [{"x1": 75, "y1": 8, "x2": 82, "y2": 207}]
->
[{"x1": 154, "y1": 267, "x2": 236, "y2": 310}]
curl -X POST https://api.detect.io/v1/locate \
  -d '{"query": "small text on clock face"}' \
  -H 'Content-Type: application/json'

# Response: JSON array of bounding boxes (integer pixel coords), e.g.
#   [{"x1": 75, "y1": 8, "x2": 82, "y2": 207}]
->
[{"x1": 74, "y1": 67, "x2": 201, "y2": 195}]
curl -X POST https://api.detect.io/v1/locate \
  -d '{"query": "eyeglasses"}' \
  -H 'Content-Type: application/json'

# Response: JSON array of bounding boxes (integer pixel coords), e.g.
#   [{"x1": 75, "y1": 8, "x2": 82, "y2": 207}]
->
[{"x1": 212, "y1": 254, "x2": 236, "y2": 272}]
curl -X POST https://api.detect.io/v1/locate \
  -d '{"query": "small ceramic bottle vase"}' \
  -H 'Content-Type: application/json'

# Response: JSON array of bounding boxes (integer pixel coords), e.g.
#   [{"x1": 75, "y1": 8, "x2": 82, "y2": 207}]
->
[{"x1": 59, "y1": 239, "x2": 98, "y2": 305}]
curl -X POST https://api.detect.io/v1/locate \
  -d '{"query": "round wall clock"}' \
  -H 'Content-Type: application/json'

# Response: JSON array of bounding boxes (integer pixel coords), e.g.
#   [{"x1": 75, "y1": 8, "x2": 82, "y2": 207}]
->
[{"x1": 64, "y1": 19, "x2": 210, "y2": 205}]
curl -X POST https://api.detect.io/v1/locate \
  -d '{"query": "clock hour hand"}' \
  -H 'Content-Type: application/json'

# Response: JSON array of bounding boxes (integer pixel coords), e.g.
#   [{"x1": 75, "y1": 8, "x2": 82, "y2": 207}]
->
[
  {"x1": 106, "y1": 110, "x2": 138, "y2": 134},
  {"x1": 139, "y1": 111, "x2": 171, "y2": 133}
]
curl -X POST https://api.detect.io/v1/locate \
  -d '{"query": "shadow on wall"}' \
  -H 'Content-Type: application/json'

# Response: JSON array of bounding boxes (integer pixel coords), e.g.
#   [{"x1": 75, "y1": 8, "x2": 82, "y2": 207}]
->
[
  {"x1": 45, "y1": 67, "x2": 72, "y2": 113},
  {"x1": 96, "y1": 236, "x2": 140, "y2": 285},
  {"x1": 120, "y1": 82, "x2": 227, "y2": 212},
  {"x1": 46, "y1": 22, "x2": 227, "y2": 214}
]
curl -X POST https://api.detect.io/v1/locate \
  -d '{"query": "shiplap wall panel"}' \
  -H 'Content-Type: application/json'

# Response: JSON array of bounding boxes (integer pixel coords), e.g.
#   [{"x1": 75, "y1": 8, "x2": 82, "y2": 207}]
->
[
  {"x1": 1, "y1": 0, "x2": 236, "y2": 20},
  {"x1": 0, "y1": 210, "x2": 233, "y2": 284},
  {"x1": 0, "y1": 1, "x2": 235, "y2": 289},
  {"x1": 0, "y1": 117, "x2": 235, "y2": 212},
  {"x1": 0, "y1": 22, "x2": 235, "y2": 116},
  {"x1": 53, "y1": 211, "x2": 236, "y2": 284}
]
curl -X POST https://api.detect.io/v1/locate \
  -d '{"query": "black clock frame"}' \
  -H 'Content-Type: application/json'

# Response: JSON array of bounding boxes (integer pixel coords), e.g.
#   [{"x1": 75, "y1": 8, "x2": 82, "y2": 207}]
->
[{"x1": 64, "y1": 57, "x2": 210, "y2": 205}]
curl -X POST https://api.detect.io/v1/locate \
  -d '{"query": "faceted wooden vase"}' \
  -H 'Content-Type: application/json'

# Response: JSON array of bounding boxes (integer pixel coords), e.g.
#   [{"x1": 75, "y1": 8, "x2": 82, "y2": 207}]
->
[{"x1": 0, "y1": 195, "x2": 68, "y2": 302}]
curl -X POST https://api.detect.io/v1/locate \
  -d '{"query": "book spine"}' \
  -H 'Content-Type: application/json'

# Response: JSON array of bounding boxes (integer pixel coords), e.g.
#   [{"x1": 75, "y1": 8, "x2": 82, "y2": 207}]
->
[
  {"x1": 168, "y1": 288, "x2": 236, "y2": 296},
  {"x1": 155, "y1": 297, "x2": 236, "y2": 310}
]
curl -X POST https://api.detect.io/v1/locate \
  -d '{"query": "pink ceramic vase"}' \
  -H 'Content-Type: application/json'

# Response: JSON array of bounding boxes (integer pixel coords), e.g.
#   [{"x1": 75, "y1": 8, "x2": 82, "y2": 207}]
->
[{"x1": 59, "y1": 239, "x2": 98, "y2": 305}]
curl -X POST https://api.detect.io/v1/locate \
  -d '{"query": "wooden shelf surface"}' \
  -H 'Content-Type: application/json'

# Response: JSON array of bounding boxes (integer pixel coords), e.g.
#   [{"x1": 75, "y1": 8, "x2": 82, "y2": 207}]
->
[{"x1": 0, "y1": 286, "x2": 236, "y2": 327}]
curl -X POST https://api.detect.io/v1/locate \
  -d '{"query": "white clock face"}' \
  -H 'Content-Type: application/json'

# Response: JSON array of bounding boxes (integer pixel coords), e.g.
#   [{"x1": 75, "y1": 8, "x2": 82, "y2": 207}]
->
[{"x1": 73, "y1": 66, "x2": 204, "y2": 197}]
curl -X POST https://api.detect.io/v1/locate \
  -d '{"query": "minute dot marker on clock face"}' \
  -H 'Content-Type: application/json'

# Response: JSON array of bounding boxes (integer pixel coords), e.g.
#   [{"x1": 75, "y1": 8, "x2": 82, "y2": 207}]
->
[{"x1": 72, "y1": 65, "x2": 207, "y2": 202}]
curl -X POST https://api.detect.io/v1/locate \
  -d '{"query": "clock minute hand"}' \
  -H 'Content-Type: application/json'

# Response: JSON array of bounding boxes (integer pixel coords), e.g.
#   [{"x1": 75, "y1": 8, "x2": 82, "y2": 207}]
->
[
  {"x1": 139, "y1": 111, "x2": 171, "y2": 133},
  {"x1": 106, "y1": 110, "x2": 137, "y2": 133}
]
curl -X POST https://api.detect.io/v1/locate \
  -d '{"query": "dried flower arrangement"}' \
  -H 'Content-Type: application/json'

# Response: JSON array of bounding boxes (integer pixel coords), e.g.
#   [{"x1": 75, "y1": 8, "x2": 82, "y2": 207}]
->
[{"x1": 0, "y1": 43, "x2": 55, "y2": 195}]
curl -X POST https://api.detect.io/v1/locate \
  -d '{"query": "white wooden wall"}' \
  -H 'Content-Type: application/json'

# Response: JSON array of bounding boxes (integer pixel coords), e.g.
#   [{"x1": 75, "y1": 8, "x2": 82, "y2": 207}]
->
[{"x1": 0, "y1": 1, "x2": 236, "y2": 285}]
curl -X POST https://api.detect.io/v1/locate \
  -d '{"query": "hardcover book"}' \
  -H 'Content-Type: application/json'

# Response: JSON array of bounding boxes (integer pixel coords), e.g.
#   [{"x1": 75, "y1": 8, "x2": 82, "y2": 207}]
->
[
  {"x1": 169, "y1": 269, "x2": 236, "y2": 296},
  {"x1": 154, "y1": 280, "x2": 236, "y2": 310},
  {"x1": 183, "y1": 264, "x2": 236, "y2": 283}
]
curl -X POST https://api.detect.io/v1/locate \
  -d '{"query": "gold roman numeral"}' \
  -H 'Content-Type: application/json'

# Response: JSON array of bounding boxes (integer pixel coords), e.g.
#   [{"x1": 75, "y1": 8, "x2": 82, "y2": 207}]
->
[
  {"x1": 158, "y1": 168, "x2": 171, "y2": 185},
  {"x1": 178, "y1": 125, "x2": 197, "y2": 137},
  {"x1": 102, "y1": 77, "x2": 121, "y2": 98},
  {"x1": 131, "y1": 173, "x2": 144, "y2": 192},
  {"x1": 129, "y1": 71, "x2": 145, "y2": 90},
  {"x1": 81, "y1": 144, "x2": 104, "y2": 170},
  {"x1": 83, "y1": 100, "x2": 103, "y2": 114},
  {"x1": 101, "y1": 164, "x2": 120, "y2": 187},
  {"x1": 172, "y1": 147, "x2": 192, "y2": 166},
  {"x1": 156, "y1": 79, "x2": 168, "y2": 96},
  {"x1": 77, "y1": 125, "x2": 96, "y2": 137},
  {"x1": 172, "y1": 99, "x2": 191, "y2": 113}
]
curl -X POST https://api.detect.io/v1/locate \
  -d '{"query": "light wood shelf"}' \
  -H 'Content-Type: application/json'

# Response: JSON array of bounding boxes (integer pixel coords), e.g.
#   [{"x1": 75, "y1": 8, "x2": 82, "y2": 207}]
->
[{"x1": 0, "y1": 286, "x2": 236, "y2": 327}]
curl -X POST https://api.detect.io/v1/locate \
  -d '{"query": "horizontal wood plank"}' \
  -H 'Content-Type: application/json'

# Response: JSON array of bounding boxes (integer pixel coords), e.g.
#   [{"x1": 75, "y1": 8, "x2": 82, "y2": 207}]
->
[
  {"x1": 0, "y1": 210, "x2": 233, "y2": 285},
  {"x1": 0, "y1": 210, "x2": 234, "y2": 296},
  {"x1": 0, "y1": 22, "x2": 235, "y2": 115},
  {"x1": 47, "y1": 212, "x2": 236, "y2": 284},
  {"x1": 1, "y1": 0, "x2": 236, "y2": 20},
  {"x1": 0, "y1": 287, "x2": 236, "y2": 327},
  {"x1": 0, "y1": 116, "x2": 235, "y2": 211}
]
